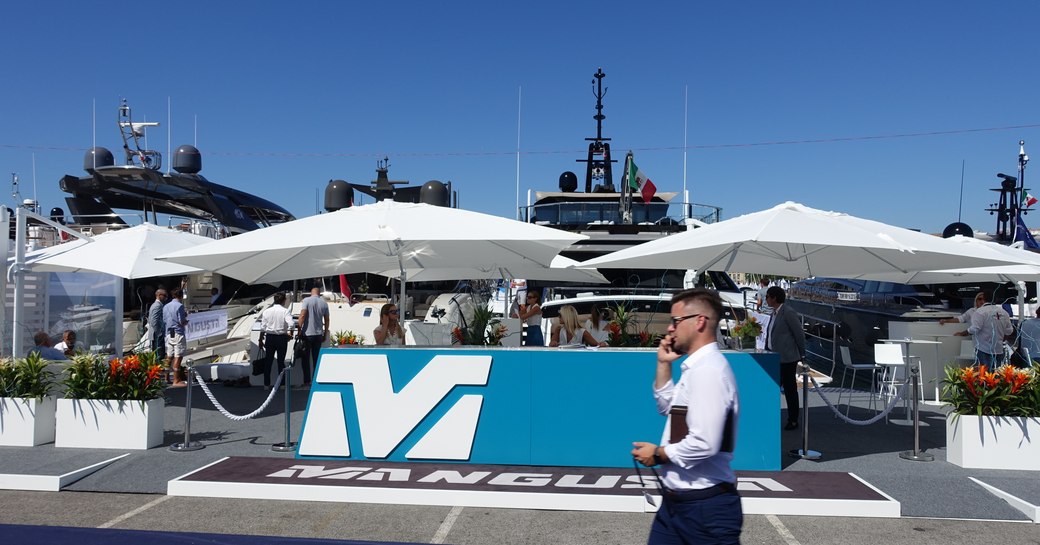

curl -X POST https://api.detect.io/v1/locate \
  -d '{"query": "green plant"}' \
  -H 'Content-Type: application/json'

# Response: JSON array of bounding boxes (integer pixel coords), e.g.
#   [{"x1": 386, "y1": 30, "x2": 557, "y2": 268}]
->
[
  {"x1": 731, "y1": 316, "x2": 762, "y2": 340},
  {"x1": 0, "y1": 352, "x2": 55, "y2": 399},
  {"x1": 333, "y1": 330, "x2": 365, "y2": 345},
  {"x1": 941, "y1": 363, "x2": 1039, "y2": 417},
  {"x1": 61, "y1": 351, "x2": 167, "y2": 401},
  {"x1": 606, "y1": 302, "x2": 661, "y2": 347},
  {"x1": 452, "y1": 305, "x2": 507, "y2": 346}
]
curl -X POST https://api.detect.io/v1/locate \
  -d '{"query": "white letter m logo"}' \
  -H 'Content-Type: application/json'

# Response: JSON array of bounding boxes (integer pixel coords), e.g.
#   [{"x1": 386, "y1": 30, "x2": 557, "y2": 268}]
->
[{"x1": 298, "y1": 353, "x2": 491, "y2": 460}]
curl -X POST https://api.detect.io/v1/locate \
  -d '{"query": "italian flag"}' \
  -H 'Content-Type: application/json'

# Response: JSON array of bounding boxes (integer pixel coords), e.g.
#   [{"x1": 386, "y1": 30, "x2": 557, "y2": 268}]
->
[
  {"x1": 627, "y1": 159, "x2": 657, "y2": 203},
  {"x1": 1023, "y1": 189, "x2": 1038, "y2": 208}
]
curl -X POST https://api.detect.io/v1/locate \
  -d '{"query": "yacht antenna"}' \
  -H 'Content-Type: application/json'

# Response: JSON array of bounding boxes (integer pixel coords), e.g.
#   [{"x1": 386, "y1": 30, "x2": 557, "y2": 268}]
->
[
  {"x1": 117, "y1": 98, "x2": 162, "y2": 170},
  {"x1": 577, "y1": 68, "x2": 616, "y2": 193},
  {"x1": 10, "y1": 173, "x2": 19, "y2": 203}
]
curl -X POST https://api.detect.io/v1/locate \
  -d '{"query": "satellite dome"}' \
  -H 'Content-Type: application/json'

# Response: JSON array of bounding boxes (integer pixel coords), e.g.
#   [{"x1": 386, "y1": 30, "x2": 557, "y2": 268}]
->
[
  {"x1": 942, "y1": 222, "x2": 974, "y2": 238},
  {"x1": 324, "y1": 179, "x2": 354, "y2": 212},
  {"x1": 420, "y1": 180, "x2": 450, "y2": 207},
  {"x1": 83, "y1": 147, "x2": 114, "y2": 171},
  {"x1": 559, "y1": 171, "x2": 578, "y2": 192},
  {"x1": 173, "y1": 145, "x2": 202, "y2": 174}
]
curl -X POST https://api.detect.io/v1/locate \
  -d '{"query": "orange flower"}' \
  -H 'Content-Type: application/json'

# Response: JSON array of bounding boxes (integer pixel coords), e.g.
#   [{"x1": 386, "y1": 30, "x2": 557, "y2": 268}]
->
[{"x1": 109, "y1": 358, "x2": 120, "y2": 377}]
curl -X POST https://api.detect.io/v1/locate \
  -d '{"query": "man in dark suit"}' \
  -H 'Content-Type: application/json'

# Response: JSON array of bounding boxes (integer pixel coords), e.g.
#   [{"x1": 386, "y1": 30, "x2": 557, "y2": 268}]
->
[{"x1": 765, "y1": 286, "x2": 806, "y2": 430}]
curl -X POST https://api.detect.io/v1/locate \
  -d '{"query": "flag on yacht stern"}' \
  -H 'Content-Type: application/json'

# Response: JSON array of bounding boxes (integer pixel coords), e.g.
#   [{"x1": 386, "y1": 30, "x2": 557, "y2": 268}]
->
[{"x1": 628, "y1": 159, "x2": 657, "y2": 203}]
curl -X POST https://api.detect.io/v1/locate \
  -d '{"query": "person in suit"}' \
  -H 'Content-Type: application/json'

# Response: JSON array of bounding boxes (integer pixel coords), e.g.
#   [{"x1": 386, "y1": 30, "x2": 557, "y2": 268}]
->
[{"x1": 765, "y1": 286, "x2": 806, "y2": 430}]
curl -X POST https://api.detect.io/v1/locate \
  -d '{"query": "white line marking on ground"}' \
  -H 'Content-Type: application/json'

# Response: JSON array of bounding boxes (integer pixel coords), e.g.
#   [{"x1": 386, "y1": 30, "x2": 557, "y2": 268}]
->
[
  {"x1": 97, "y1": 495, "x2": 172, "y2": 529},
  {"x1": 766, "y1": 514, "x2": 802, "y2": 545},
  {"x1": 431, "y1": 505, "x2": 464, "y2": 544}
]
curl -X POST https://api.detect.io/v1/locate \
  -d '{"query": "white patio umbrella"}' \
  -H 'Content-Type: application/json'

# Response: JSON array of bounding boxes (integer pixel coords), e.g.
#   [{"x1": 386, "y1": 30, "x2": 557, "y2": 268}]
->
[
  {"x1": 158, "y1": 200, "x2": 587, "y2": 306},
  {"x1": 851, "y1": 237, "x2": 1040, "y2": 284},
  {"x1": 372, "y1": 255, "x2": 608, "y2": 284},
  {"x1": 21, "y1": 223, "x2": 210, "y2": 279},
  {"x1": 577, "y1": 202, "x2": 1029, "y2": 277}
]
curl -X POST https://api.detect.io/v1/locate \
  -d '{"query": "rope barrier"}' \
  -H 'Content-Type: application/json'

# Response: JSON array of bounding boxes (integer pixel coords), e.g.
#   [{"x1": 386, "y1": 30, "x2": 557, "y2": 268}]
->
[
  {"x1": 188, "y1": 367, "x2": 288, "y2": 421},
  {"x1": 808, "y1": 378, "x2": 910, "y2": 426}
]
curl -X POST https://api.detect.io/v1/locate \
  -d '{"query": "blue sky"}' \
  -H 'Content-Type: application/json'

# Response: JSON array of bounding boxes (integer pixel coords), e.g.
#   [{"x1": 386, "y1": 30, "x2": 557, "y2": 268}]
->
[{"x1": 3, "y1": 1, "x2": 1039, "y2": 236}]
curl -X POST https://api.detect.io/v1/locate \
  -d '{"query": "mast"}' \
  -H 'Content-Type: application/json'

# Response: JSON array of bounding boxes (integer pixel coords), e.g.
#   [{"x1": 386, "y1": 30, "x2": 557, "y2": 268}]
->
[{"x1": 576, "y1": 68, "x2": 616, "y2": 193}]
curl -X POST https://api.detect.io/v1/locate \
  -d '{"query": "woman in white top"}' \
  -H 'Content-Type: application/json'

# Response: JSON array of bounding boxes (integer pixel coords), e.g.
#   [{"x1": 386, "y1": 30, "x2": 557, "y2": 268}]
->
[
  {"x1": 373, "y1": 303, "x2": 406, "y2": 346},
  {"x1": 584, "y1": 303, "x2": 611, "y2": 346},
  {"x1": 515, "y1": 291, "x2": 544, "y2": 346},
  {"x1": 550, "y1": 305, "x2": 600, "y2": 347}
]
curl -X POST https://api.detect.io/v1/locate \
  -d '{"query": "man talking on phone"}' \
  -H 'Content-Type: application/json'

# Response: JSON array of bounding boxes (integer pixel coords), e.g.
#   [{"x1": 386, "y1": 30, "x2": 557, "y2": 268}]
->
[{"x1": 632, "y1": 288, "x2": 742, "y2": 544}]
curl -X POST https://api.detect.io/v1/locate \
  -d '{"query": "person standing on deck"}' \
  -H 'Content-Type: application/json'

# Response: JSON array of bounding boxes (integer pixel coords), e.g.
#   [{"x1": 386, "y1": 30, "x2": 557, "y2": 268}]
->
[
  {"x1": 147, "y1": 289, "x2": 167, "y2": 361},
  {"x1": 516, "y1": 291, "x2": 544, "y2": 346},
  {"x1": 297, "y1": 287, "x2": 329, "y2": 387},
  {"x1": 162, "y1": 289, "x2": 189, "y2": 387},
  {"x1": 755, "y1": 277, "x2": 772, "y2": 314},
  {"x1": 631, "y1": 288, "x2": 742, "y2": 544},
  {"x1": 954, "y1": 291, "x2": 1013, "y2": 367},
  {"x1": 258, "y1": 292, "x2": 294, "y2": 390}
]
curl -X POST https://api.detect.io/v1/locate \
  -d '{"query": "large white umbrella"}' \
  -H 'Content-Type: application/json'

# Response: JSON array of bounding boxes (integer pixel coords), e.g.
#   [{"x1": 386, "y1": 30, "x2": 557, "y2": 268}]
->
[
  {"x1": 577, "y1": 202, "x2": 1029, "y2": 277},
  {"x1": 372, "y1": 255, "x2": 608, "y2": 284},
  {"x1": 851, "y1": 237, "x2": 1040, "y2": 284},
  {"x1": 22, "y1": 223, "x2": 210, "y2": 279},
  {"x1": 158, "y1": 201, "x2": 587, "y2": 307}
]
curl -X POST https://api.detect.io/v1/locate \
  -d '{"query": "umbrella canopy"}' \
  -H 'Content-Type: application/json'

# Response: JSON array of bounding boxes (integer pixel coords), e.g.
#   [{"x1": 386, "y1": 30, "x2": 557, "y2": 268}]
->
[
  {"x1": 158, "y1": 200, "x2": 587, "y2": 285},
  {"x1": 22, "y1": 223, "x2": 210, "y2": 279},
  {"x1": 577, "y1": 202, "x2": 1028, "y2": 278},
  {"x1": 372, "y1": 255, "x2": 608, "y2": 284},
  {"x1": 851, "y1": 237, "x2": 1040, "y2": 284}
]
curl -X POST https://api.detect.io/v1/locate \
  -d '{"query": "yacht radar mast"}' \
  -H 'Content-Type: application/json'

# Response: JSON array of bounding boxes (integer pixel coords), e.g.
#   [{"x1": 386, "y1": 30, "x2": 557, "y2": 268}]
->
[
  {"x1": 987, "y1": 140, "x2": 1030, "y2": 241},
  {"x1": 117, "y1": 99, "x2": 162, "y2": 170},
  {"x1": 576, "y1": 68, "x2": 616, "y2": 194}
]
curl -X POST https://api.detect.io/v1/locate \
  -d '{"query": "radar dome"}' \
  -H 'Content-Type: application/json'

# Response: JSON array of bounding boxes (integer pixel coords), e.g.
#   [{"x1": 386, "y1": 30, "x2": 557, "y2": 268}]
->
[
  {"x1": 559, "y1": 171, "x2": 578, "y2": 192},
  {"x1": 83, "y1": 147, "x2": 114, "y2": 171},
  {"x1": 420, "y1": 180, "x2": 450, "y2": 207},
  {"x1": 324, "y1": 179, "x2": 354, "y2": 212},
  {"x1": 173, "y1": 145, "x2": 202, "y2": 174},
  {"x1": 942, "y1": 222, "x2": 974, "y2": 238}
]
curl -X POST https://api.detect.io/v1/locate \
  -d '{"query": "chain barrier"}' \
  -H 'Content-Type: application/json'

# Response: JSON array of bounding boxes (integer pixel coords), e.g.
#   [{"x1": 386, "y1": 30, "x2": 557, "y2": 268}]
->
[
  {"x1": 808, "y1": 377, "x2": 910, "y2": 426},
  {"x1": 189, "y1": 367, "x2": 288, "y2": 421}
]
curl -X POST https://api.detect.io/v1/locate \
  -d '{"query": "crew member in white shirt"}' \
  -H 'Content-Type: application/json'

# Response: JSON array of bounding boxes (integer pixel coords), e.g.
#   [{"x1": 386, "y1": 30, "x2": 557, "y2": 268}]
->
[
  {"x1": 258, "y1": 292, "x2": 294, "y2": 389},
  {"x1": 954, "y1": 291, "x2": 1013, "y2": 367}
]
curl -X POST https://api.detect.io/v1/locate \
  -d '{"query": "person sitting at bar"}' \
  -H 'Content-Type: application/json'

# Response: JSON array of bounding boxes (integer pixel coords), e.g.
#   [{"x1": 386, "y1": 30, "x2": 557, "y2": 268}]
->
[
  {"x1": 53, "y1": 329, "x2": 77, "y2": 357},
  {"x1": 28, "y1": 331, "x2": 68, "y2": 360}
]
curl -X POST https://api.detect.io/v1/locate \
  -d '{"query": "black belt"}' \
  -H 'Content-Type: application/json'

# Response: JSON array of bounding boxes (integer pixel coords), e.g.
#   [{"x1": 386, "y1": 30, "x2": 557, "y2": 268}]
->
[
  {"x1": 661, "y1": 482, "x2": 738, "y2": 502},
  {"x1": 266, "y1": 333, "x2": 289, "y2": 337}
]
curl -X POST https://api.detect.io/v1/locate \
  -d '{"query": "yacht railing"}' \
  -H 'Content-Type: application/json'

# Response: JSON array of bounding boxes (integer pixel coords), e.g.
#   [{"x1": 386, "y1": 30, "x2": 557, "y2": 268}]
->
[
  {"x1": 800, "y1": 314, "x2": 840, "y2": 379},
  {"x1": 519, "y1": 200, "x2": 722, "y2": 226}
]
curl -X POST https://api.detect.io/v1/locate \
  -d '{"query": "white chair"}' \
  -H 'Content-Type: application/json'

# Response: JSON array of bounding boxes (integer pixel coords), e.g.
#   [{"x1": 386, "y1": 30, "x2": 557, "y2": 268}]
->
[
  {"x1": 953, "y1": 339, "x2": 975, "y2": 365},
  {"x1": 837, "y1": 346, "x2": 880, "y2": 416},
  {"x1": 874, "y1": 343, "x2": 918, "y2": 422}
]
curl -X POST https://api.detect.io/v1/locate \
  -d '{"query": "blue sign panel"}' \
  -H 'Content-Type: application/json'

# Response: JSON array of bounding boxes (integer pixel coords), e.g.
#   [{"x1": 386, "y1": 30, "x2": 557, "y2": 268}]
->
[{"x1": 297, "y1": 347, "x2": 780, "y2": 470}]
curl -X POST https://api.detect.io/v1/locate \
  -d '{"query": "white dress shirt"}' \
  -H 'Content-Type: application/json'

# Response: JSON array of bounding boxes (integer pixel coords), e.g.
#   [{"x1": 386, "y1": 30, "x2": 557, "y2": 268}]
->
[
  {"x1": 653, "y1": 342, "x2": 739, "y2": 490},
  {"x1": 967, "y1": 304, "x2": 1013, "y2": 356},
  {"x1": 260, "y1": 304, "x2": 294, "y2": 335}
]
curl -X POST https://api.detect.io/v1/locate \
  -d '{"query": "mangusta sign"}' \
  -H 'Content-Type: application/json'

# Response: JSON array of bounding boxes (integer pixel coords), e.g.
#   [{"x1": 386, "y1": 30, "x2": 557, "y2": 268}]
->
[{"x1": 296, "y1": 347, "x2": 780, "y2": 470}]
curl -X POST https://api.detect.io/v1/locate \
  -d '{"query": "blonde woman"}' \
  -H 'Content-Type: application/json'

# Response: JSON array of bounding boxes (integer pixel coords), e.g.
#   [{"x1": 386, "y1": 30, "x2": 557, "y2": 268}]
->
[
  {"x1": 374, "y1": 303, "x2": 406, "y2": 346},
  {"x1": 550, "y1": 305, "x2": 601, "y2": 347}
]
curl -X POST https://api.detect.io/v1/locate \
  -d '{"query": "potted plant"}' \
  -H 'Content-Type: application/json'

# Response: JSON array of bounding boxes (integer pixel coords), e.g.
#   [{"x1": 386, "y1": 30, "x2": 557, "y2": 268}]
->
[
  {"x1": 0, "y1": 352, "x2": 58, "y2": 446},
  {"x1": 605, "y1": 303, "x2": 661, "y2": 348},
  {"x1": 731, "y1": 316, "x2": 763, "y2": 350},
  {"x1": 332, "y1": 330, "x2": 366, "y2": 346},
  {"x1": 55, "y1": 351, "x2": 168, "y2": 450},
  {"x1": 942, "y1": 363, "x2": 1039, "y2": 470},
  {"x1": 452, "y1": 306, "x2": 507, "y2": 346}
]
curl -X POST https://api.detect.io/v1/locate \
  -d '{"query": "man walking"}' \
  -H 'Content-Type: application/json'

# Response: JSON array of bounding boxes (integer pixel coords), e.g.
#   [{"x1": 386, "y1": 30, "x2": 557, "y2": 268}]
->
[
  {"x1": 632, "y1": 288, "x2": 742, "y2": 544},
  {"x1": 296, "y1": 287, "x2": 329, "y2": 387},
  {"x1": 163, "y1": 288, "x2": 189, "y2": 387},
  {"x1": 258, "y1": 292, "x2": 294, "y2": 389}
]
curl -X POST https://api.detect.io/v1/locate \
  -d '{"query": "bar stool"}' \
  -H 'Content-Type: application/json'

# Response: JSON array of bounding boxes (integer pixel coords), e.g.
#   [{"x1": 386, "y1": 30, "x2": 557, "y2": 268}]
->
[
  {"x1": 837, "y1": 346, "x2": 880, "y2": 416},
  {"x1": 874, "y1": 343, "x2": 918, "y2": 422}
]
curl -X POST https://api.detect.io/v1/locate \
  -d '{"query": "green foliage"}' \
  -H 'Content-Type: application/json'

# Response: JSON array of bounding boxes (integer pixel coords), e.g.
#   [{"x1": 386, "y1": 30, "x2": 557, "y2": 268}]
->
[
  {"x1": 0, "y1": 352, "x2": 55, "y2": 399},
  {"x1": 452, "y1": 305, "x2": 507, "y2": 346},
  {"x1": 61, "y1": 351, "x2": 167, "y2": 401},
  {"x1": 605, "y1": 302, "x2": 660, "y2": 348}
]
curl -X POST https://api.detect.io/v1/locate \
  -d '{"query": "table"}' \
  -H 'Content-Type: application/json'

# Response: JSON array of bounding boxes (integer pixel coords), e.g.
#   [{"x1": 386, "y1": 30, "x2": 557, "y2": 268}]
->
[{"x1": 879, "y1": 338, "x2": 942, "y2": 422}]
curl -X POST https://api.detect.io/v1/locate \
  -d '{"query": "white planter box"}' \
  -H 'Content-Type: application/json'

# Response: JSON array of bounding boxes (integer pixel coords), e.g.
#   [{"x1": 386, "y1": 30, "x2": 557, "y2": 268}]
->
[
  {"x1": 0, "y1": 396, "x2": 56, "y2": 447},
  {"x1": 946, "y1": 414, "x2": 1040, "y2": 470},
  {"x1": 55, "y1": 398, "x2": 164, "y2": 450}
]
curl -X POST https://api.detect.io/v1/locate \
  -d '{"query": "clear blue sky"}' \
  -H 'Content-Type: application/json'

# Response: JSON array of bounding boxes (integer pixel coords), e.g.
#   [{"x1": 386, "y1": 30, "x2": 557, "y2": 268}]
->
[{"x1": 3, "y1": 1, "x2": 1039, "y2": 236}]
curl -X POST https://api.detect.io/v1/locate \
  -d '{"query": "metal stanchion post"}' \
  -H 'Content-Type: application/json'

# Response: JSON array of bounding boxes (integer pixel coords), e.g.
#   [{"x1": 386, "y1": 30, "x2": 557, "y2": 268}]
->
[
  {"x1": 790, "y1": 365, "x2": 821, "y2": 460},
  {"x1": 272, "y1": 350, "x2": 298, "y2": 452},
  {"x1": 899, "y1": 364, "x2": 933, "y2": 462},
  {"x1": 170, "y1": 362, "x2": 204, "y2": 452}
]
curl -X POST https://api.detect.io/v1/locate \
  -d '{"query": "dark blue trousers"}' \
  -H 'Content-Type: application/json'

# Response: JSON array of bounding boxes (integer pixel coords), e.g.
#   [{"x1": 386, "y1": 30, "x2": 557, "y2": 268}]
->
[{"x1": 648, "y1": 491, "x2": 743, "y2": 545}]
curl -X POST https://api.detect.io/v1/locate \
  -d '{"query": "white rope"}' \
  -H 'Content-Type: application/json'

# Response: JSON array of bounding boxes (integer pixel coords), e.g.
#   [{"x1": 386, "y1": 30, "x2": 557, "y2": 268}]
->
[
  {"x1": 807, "y1": 375, "x2": 910, "y2": 425},
  {"x1": 188, "y1": 367, "x2": 287, "y2": 421}
]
